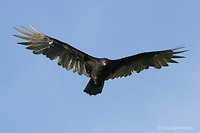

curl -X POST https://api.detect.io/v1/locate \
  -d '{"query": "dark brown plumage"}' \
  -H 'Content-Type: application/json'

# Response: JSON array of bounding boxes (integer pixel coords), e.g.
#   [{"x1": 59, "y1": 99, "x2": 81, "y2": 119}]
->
[{"x1": 14, "y1": 24, "x2": 187, "y2": 95}]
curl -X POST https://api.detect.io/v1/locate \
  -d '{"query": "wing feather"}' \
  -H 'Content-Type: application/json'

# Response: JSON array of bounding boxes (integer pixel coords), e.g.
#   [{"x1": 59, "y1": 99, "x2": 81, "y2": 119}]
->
[
  {"x1": 106, "y1": 47, "x2": 187, "y2": 80},
  {"x1": 14, "y1": 24, "x2": 96, "y2": 77}
]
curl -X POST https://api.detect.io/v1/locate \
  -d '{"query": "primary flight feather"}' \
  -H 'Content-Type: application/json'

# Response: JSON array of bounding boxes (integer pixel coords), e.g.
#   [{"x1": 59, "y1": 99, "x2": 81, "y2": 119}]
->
[{"x1": 14, "y1": 24, "x2": 187, "y2": 95}]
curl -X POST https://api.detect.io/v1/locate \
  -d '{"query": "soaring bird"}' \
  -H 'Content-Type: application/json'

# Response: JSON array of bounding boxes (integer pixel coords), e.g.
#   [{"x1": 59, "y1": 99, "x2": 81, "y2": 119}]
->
[{"x1": 14, "y1": 24, "x2": 187, "y2": 95}]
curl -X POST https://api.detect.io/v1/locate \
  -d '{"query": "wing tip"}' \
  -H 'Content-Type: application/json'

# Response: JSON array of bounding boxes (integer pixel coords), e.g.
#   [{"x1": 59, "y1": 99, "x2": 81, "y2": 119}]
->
[
  {"x1": 14, "y1": 23, "x2": 42, "y2": 36},
  {"x1": 13, "y1": 34, "x2": 30, "y2": 40},
  {"x1": 27, "y1": 23, "x2": 40, "y2": 33},
  {"x1": 170, "y1": 46, "x2": 188, "y2": 56},
  {"x1": 172, "y1": 45, "x2": 188, "y2": 52}
]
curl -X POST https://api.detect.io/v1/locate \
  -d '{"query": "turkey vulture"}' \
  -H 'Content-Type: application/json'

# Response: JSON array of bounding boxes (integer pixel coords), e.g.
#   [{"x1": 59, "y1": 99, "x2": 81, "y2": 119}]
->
[{"x1": 14, "y1": 24, "x2": 187, "y2": 95}]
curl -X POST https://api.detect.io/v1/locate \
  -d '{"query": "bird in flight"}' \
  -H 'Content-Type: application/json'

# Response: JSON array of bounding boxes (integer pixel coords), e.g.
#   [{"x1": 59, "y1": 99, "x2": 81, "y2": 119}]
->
[{"x1": 14, "y1": 24, "x2": 187, "y2": 95}]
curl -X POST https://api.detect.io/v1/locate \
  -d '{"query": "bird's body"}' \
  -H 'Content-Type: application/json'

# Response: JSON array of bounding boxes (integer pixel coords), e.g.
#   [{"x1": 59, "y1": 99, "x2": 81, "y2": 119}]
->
[{"x1": 14, "y1": 24, "x2": 187, "y2": 95}]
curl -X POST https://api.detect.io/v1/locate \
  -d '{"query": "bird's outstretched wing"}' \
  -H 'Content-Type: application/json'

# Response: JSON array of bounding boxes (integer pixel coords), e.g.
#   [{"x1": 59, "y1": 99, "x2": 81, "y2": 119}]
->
[
  {"x1": 106, "y1": 47, "x2": 187, "y2": 80},
  {"x1": 14, "y1": 24, "x2": 97, "y2": 77}
]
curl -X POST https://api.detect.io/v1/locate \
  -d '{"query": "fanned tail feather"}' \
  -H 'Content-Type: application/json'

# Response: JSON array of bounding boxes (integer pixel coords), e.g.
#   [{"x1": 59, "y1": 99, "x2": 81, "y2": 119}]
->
[{"x1": 84, "y1": 79, "x2": 104, "y2": 95}]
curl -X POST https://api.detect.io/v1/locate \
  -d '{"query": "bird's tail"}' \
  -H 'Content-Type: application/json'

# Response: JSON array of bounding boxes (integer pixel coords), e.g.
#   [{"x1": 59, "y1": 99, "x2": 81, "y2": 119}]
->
[{"x1": 84, "y1": 79, "x2": 104, "y2": 95}]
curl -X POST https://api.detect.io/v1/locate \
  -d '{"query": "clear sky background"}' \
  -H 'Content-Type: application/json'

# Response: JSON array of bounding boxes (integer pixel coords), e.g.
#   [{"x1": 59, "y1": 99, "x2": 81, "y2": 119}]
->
[{"x1": 0, "y1": 0, "x2": 199, "y2": 133}]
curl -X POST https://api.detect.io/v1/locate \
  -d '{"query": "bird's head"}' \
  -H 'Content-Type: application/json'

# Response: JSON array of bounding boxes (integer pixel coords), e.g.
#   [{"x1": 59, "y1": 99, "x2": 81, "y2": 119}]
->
[{"x1": 101, "y1": 58, "x2": 109, "y2": 66}]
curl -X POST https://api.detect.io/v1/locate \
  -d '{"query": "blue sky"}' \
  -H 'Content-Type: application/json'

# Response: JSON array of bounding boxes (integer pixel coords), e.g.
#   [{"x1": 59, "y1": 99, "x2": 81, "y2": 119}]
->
[{"x1": 0, "y1": 0, "x2": 200, "y2": 133}]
